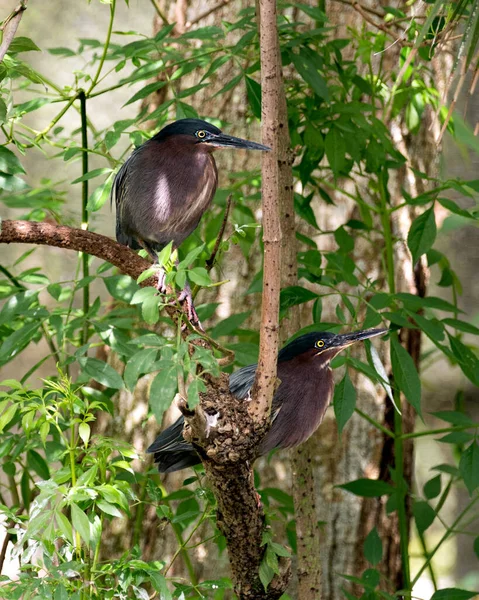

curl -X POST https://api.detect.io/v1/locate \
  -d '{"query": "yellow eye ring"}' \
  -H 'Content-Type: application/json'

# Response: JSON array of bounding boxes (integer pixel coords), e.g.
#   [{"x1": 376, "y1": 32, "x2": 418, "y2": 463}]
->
[
  {"x1": 316, "y1": 340, "x2": 325, "y2": 348},
  {"x1": 196, "y1": 130, "x2": 207, "y2": 139}
]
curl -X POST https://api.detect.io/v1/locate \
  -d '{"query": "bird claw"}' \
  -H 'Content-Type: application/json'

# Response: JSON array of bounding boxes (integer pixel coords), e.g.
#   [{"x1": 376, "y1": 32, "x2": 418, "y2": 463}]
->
[
  {"x1": 177, "y1": 281, "x2": 203, "y2": 330},
  {"x1": 155, "y1": 269, "x2": 167, "y2": 294}
]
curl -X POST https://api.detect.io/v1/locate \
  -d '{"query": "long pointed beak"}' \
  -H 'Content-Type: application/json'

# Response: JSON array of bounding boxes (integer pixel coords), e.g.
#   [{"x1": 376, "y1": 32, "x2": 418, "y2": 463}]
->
[
  {"x1": 331, "y1": 328, "x2": 389, "y2": 349},
  {"x1": 206, "y1": 133, "x2": 271, "y2": 151},
  {"x1": 317, "y1": 328, "x2": 388, "y2": 360}
]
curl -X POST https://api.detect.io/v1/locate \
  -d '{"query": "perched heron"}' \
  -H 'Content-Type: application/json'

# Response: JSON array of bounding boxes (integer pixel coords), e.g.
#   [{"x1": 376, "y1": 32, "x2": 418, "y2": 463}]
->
[
  {"x1": 148, "y1": 327, "x2": 387, "y2": 473},
  {"x1": 112, "y1": 118, "x2": 270, "y2": 323}
]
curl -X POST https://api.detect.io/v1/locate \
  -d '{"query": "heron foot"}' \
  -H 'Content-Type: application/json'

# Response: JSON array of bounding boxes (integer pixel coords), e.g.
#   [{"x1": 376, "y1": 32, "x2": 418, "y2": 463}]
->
[
  {"x1": 155, "y1": 268, "x2": 167, "y2": 294},
  {"x1": 177, "y1": 281, "x2": 203, "y2": 330}
]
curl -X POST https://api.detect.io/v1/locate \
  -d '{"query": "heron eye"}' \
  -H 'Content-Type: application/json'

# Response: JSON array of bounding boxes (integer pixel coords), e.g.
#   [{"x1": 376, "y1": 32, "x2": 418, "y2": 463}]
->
[
  {"x1": 316, "y1": 340, "x2": 325, "y2": 348},
  {"x1": 196, "y1": 130, "x2": 207, "y2": 139}
]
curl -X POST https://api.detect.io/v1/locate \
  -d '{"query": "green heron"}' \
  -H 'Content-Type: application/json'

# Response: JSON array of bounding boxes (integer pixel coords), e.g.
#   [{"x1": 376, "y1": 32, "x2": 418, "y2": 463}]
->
[
  {"x1": 148, "y1": 327, "x2": 387, "y2": 472},
  {"x1": 112, "y1": 118, "x2": 270, "y2": 323}
]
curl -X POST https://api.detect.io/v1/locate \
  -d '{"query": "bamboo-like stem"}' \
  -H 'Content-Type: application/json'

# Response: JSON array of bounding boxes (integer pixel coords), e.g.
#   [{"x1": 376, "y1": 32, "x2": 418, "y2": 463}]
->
[
  {"x1": 87, "y1": 0, "x2": 116, "y2": 94},
  {"x1": 79, "y1": 91, "x2": 90, "y2": 347}
]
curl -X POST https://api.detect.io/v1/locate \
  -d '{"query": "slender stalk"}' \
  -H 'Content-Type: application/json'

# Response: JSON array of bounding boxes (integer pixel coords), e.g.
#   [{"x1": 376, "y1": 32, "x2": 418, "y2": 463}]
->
[
  {"x1": 34, "y1": 94, "x2": 78, "y2": 142},
  {"x1": 90, "y1": 513, "x2": 104, "y2": 597},
  {"x1": 417, "y1": 529, "x2": 438, "y2": 591},
  {"x1": 378, "y1": 172, "x2": 411, "y2": 590},
  {"x1": 79, "y1": 91, "x2": 90, "y2": 347},
  {"x1": 355, "y1": 407, "x2": 395, "y2": 438},
  {"x1": 401, "y1": 424, "x2": 477, "y2": 440},
  {"x1": 87, "y1": 0, "x2": 116, "y2": 94},
  {"x1": 412, "y1": 494, "x2": 479, "y2": 585},
  {"x1": 164, "y1": 502, "x2": 210, "y2": 583}
]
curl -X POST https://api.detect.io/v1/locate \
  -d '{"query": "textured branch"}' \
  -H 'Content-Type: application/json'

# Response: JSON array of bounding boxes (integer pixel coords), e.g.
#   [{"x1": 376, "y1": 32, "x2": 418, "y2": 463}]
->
[
  {"x1": 0, "y1": 220, "x2": 153, "y2": 283},
  {"x1": 0, "y1": 219, "x2": 289, "y2": 598},
  {"x1": 0, "y1": 0, "x2": 28, "y2": 63},
  {"x1": 251, "y1": 0, "x2": 282, "y2": 425}
]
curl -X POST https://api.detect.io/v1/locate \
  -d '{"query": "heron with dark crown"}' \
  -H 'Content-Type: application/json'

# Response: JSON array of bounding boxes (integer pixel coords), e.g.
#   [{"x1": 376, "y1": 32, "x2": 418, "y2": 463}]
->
[
  {"x1": 112, "y1": 118, "x2": 270, "y2": 324},
  {"x1": 148, "y1": 327, "x2": 388, "y2": 473}
]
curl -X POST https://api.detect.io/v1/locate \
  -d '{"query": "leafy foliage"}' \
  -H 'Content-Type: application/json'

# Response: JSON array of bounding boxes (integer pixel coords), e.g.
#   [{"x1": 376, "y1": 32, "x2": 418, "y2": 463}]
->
[{"x1": 0, "y1": 0, "x2": 479, "y2": 598}]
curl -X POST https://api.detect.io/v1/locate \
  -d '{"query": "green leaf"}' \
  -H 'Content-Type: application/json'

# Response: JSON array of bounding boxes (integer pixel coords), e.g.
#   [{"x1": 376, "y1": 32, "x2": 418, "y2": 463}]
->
[
  {"x1": 338, "y1": 478, "x2": 394, "y2": 497},
  {"x1": 177, "y1": 244, "x2": 205, "y2": 270},
  {"x1": 430, "y1": 589, "x2": 477, "y2": 600},
  {"x1": 473, "y1": 536, "x2": 479, "y2": 561},
  {"x1": 438, "y1": 197, "x2": 476, "y2": 220},
  {"x1": 259, "y1": 558, "x2": 275, "y2": 591},
  {"x1": 210, "y1": 311, "x2": 251, "y2": 338},
  {"x1": 149, "y1": 363, "x2": 177, "y2": 424},
  {"x1": 0, "y1": 98, "x2": 7, "y2": 125},
  {"x1": 364, "y1": 527, "x2": 382, "y2": 566},
  {"x1": 407, "y1": 207, "x2": 437, "y2": 264},
  {"x1": 71, "y1": 503, "x2": 90, "y2": 545},
  {"x1": 413, "y1": 500, "x2": 436, "y2": 534},
  {"x1": 97, "y1": 500, "x2": 122, "y2": 518},
  {"x1": 0, "y1": 146, "x2": 26, "y2": 174},
  {"x1": 8, "y1": 37, "x2": 41, "y2": 53},
  {"x1": 432, "y1": 411, "x2": 476, "y2": 426},
  {"x1": 27, "y1": 449, "x2": 50, "y2": 479},
  {"x1": 325, "y1": 127, "x2": 346, "y2": 176},
  {"x1": 390, "y1": 336, "x2": 422, "y2": 417},
  {"x1": 0, "y1": 404, "x2": 17, "y2": 433},
  {"x1": 411, "y1": 312, "x2": 445, "y2": 343},
  {"x1": 71, "y1": 168, "x2": 113, "y2": 184},
  {"x1": 0, "y1": 321, "x2": 42, "y2": 364},
  {"x1": 188, "y1": 267, "x2": 211, "y2": 286},
  {"x1": 423, "y1": 474, "x2": 441, "y2": 500},
  {"x1": 442, "y1": 318, "x2": 479, "y2": 336},
  {"x1": 56, "y1": 511, "x2": 74, "y2": 544},
  {"x1": 157, "y1": 241, "x2": 173, "y2": 267},
  {"x1": 448, "y1": 334, "x2": 479, "y2": 386},
  {"x1": 245, "y1": 76, "x2": 261, "y2": 119},
  {"x1": 187, "y1": 378, "x2": 205, "y2": 409},
  {"x1": 123, "y1": 81, "x2": 167, "y2": 106},
  {"x1": 280, "y1": 286, "x2": 318, "y2": 312},
  {"x1": 87, "y1": 173, "x2": 114, "y2": 212},
  {"x1": 78, "y1": 357, "x2": 124, "y2": 390},
  {"x1": 459, "y1": 441, "x2": 479, "y2": 495},
  {"x1": 79, "y1": 423, "x2": 91, "y2": 446},
  {"x1": 124, "y1": 348, "x2": 159, "y2": 391},
  {"x1": 291, "y1": 49, "x2": 329, "y2": 100},
  {"x1": 48, "y1": 47, "x2": 76, "y2": 57},
  {"x1": 333, "y1": 371, "x2": 356, "y2": 434},
  {"x1": 54, "y1": 584, "x2": 68, "y2": 600}
]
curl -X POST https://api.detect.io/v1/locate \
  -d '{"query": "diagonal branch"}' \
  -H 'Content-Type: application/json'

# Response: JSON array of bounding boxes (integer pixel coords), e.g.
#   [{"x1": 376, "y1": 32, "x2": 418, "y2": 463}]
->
[
  {"x1": 0, "y1": 0, "x2": 28, "y2": 63},
  {"x1": 0, "y1": 219, "x2": 290, "y2": 598}
]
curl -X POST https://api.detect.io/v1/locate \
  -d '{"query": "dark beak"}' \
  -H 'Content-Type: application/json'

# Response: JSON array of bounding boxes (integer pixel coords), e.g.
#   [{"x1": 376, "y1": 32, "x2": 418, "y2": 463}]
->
[
  {"x1": 207, "y1": 133, "x2": 271, "y2": 152},
  {"x1": 318, "y1": 328, "x2": 388, "y2": 359}
]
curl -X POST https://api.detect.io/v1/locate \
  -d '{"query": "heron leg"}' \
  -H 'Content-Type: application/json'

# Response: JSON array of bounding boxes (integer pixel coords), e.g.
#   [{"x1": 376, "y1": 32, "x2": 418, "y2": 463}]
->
[
  {"x1": 177, "y1": 279, "x2": 203, "y2": 330},
  {"x1": 139, "y1": 240, "x2": 168, "y2": 293}
]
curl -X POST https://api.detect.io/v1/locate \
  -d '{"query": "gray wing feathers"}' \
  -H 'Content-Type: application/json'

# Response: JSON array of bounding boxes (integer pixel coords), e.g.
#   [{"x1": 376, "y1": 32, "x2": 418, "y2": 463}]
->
[{"x1": 228, "y1": 363, "x2": 257, "y2": 400}]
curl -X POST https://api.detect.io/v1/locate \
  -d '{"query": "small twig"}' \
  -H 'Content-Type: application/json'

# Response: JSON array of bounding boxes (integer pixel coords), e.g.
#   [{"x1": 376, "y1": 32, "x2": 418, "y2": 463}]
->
[
  {"x1": 149, "y1": 0, "x2": 169, "y2": 25},
  {"x1": 186, "y1": 321, "x2": 236, "y2": 366},
  {"x1": 187, "y1": 0, "x2": 231, "y2": 27},
  {"x1": 0, "y1": 0, "x2": 28, "y2": 63},
  {"x1": 0, "y1": 505, "x2": 23, "y2": 575},
  {"x1": 205, "y1": 194, "x2": 233, "y2": 272}
]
